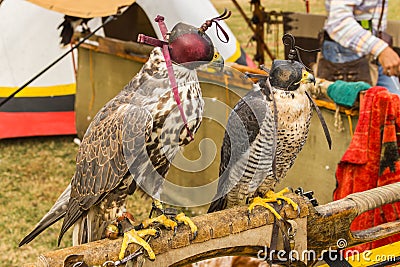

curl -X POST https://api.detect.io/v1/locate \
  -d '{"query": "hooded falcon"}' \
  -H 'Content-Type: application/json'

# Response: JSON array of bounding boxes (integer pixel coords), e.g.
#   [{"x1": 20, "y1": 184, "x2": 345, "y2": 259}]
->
[
  {"x1": 19, "y1": 17, "x2": 225, "y2": 260},
  {"x1": 208, "y1": 59, "x2": 318, "y2": 215}
]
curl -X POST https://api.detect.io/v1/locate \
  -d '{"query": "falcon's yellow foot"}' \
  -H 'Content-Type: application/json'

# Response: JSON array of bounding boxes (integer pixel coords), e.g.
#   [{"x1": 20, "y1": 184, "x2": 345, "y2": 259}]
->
[
  {"x1": 119, "y1": 228, "x2": 158, "y2": 261},
  {"x1": 175, "y1": 212, "x2": 198, "y2": 239},
  {"x1": 248, "y1": 196, "x2": 283, "y2": 220},
  {"x1": 143, "y1": 201, "x2": 197, "y2": 239},
  {"x1": 265, "y1": 188, "x2": 299, "y2": 212},
  {"x1": 141, "y1": 214, "x2": 178, "y2": 231},
  {"x1": 248, "y1": 188, "x2": 299, "y2": 220}
]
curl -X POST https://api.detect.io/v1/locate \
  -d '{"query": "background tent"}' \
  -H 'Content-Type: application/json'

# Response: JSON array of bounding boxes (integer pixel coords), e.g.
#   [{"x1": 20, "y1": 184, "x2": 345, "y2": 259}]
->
[
  {"x1": 0, "y1": 0, "x2": 80, "y2": 139},
  {"x1": 0, "y1": 0, "x2": 254, "y2": 139}
]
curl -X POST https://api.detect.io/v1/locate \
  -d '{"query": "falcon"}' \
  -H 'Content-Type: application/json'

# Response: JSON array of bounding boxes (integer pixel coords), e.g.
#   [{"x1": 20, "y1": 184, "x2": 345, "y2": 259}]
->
[
  {"x1": 208, "y1": 59, "x2": 321, "y2": 216},
  {"x1": 58, "y1": 15, "x2": 91, "y2": 46},
  {"x1": 19, "y1": 19, "x2": 225, "y2": 260}
]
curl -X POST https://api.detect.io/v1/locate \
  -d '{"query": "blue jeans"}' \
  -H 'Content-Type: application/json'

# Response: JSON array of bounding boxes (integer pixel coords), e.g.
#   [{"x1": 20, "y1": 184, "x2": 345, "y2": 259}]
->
[{"x1": 322, "y1": 40, "x2": 400, "y2": 94}]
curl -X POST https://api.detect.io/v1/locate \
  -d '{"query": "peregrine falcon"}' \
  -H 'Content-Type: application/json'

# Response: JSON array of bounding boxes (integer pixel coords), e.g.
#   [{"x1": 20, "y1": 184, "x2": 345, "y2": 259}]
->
[
  {"x1": 20, "y1": 39, "x2": 223, "y2": 260},
  {"x1": 208, "y1": 59, "x2": 318, "y2": 215}
]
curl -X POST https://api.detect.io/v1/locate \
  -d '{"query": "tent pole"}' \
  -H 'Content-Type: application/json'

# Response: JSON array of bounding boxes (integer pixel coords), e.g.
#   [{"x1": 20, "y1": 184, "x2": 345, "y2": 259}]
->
[{"x1": 0, "y1": 15, "x2": 115, "y2": 109}]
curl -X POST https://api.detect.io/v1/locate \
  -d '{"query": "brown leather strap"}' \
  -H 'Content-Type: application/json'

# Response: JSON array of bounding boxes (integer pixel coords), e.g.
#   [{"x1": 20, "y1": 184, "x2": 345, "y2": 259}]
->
[
  {"x1": 377, "y1": 0, "x2": 385, "y2": 32},
  {"x1": 268, "y1": 209, "x2": 298, "y2": 266},
  {"x1": 305, "y1": 91, "x2": 332, "y2": 149}
]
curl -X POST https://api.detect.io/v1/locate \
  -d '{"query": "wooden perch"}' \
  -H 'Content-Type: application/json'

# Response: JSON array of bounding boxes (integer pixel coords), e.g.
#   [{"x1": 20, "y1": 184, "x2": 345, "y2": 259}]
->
[
  {"x1": 308, "y1": 182, "x2": 400, "y2": 255},
  {"x1": 26, "y1": 182, "x2": 400, "y2": 267},
  {"x1": 26, "y1": 194, "x2": 309, "y2": 267}
]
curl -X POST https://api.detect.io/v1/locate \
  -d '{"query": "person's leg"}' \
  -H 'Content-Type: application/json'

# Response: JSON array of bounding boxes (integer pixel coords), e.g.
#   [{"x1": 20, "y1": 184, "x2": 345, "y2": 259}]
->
[{"x1": 377, "y1": 65, "x2": 400, "y2": 94}]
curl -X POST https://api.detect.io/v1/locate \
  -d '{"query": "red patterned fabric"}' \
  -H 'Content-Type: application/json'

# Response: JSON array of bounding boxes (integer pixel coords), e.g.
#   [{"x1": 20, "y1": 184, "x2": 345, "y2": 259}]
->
[{"x1": 334, "y1": 86, "x2": 400, "y2": 252}]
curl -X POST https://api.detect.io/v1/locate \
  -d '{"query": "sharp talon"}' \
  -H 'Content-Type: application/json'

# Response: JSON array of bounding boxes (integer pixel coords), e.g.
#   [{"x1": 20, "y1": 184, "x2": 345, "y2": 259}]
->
[
  {"x1": 135, "y1": 223, "x2": 144, "y2": 230},
  {"x1": 119, "y1": 229, "x2": 156, "y2": 260},
  {"x1": 192, "y1": 230, "x2": 198, "y2": 240},
  {"x1": 155, "y1": 228, "x2": 161, "y2": 238},
  {"x1": 175, "y1": 212, "x2": 198, "y2": 237},
  {"x1": 148, "y1": 256, "x2": 156, "y2": 262},
  {"x1": 276, "y1": 199, "x2": 283, "y2": 205}
]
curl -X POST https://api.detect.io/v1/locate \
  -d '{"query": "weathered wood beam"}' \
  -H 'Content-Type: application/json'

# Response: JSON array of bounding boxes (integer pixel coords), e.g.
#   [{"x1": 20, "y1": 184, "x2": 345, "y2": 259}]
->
[
  {"x1": 26, "y1": 194, "x2": 309, "y2": 267},
  {"x1": 308, "y1": 182, "x2": 400, "y2": 255},
  {"x1": 25, "y1": 182, "x2": 400, "y2": 267},
  {"x1": 79, "y1": 36, "x2": 152, "y2": 63}
]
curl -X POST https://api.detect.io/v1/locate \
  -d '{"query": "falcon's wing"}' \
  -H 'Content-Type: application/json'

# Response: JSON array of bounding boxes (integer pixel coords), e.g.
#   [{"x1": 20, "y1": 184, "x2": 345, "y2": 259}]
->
[
  {"x1": 208, "y1": 88, "x2": 275, "y2": 212},
  {"x1": 19, "y1": 47, "x2": 173, "y2": 246},
  {"x1": 58, "y1": 103, "x2": 153, "y2": 243},
  {"x1": 219, "y1": 89, "x2": 269, "y2": 174}
]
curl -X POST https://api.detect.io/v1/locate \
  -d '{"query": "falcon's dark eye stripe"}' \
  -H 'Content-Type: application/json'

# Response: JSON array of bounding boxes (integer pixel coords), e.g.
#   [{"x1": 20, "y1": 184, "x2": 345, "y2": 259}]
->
[{"x1": 208, "y1": 58, "x2": 315, "y2": 214}]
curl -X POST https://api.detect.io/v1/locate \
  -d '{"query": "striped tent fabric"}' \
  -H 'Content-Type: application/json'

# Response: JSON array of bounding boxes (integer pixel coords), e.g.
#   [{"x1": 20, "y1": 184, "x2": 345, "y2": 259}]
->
[
  {"x1": 0, "y1": 0, "x2": 78, "y2": 139},
  {"x1": 1, "y1": 0, "x2": 255, "y2": 139},
  {"x1": 0, "y1": 84, "x2": 76, "y2": 139}
]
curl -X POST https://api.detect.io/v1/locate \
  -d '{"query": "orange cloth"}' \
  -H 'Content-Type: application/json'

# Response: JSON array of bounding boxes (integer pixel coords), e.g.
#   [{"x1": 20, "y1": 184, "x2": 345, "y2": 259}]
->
[{"x1": 334, "y1": 86, "x2": 400, "y2": 252}]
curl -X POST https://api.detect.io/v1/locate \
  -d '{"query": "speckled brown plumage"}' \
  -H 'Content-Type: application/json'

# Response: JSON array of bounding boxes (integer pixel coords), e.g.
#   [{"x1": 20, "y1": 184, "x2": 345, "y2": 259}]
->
[{"x1": 19, "y1": 47, "x2": 205, "y2": 246}]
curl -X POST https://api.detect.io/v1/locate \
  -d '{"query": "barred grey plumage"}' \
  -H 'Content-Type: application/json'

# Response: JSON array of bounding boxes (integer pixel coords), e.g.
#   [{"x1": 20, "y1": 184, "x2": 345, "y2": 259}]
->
[{"x1": 208, "y1": 60, "x2": 315, "y2": 212}]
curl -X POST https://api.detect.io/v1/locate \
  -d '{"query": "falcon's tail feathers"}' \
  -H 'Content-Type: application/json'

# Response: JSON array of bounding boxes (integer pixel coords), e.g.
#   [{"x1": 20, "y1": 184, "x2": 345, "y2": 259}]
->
[
  {"x1": 58, "y1": 199, "x2": 84, "y2": 246},
  {"x1": 72, "y1": 207, "x2": 106, "y2": 245},
  {"x1": 19, "y1": 184, "x2": 71, "y2": 247},
  {"x1": 57, "y1": 19, "x2": 74, "y2": 46},
  {"x1": 207, "y1": 197, "x2": 227, "y2": 213}
]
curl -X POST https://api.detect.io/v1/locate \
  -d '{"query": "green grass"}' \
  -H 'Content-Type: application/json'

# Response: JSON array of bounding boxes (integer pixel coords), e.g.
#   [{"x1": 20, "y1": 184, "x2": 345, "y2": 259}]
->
[
  {"x1": 0, "y1": 136, "x2": 76, "y2": 265},
  {"x1": 0, "y1": 136, "x2": 155, "y2": 265},
  {"x1": 2, "y1": 1, "x2": 400, "y2": 266}
]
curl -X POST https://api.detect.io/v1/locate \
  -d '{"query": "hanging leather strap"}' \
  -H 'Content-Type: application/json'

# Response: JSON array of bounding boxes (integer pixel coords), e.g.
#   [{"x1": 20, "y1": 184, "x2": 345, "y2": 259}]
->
[
  {"x1": 377, "y1": 0, "x2": 385, "y2": 32},
  {"x1": 138, "y1": 16, "x2": 195, "y2": 141},
  {"x1": 376, "y1": 0, "x2": 393, "y2": 46}
]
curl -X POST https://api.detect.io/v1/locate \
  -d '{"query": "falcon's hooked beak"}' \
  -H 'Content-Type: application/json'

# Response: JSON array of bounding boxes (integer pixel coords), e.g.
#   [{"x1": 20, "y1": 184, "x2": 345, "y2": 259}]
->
[
  {"x1": 209, "y1": 49, "x2": 225, "y2": 72},
  {"x1": 300, "y1": 69, "x2": 316, "y2": 85}
]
